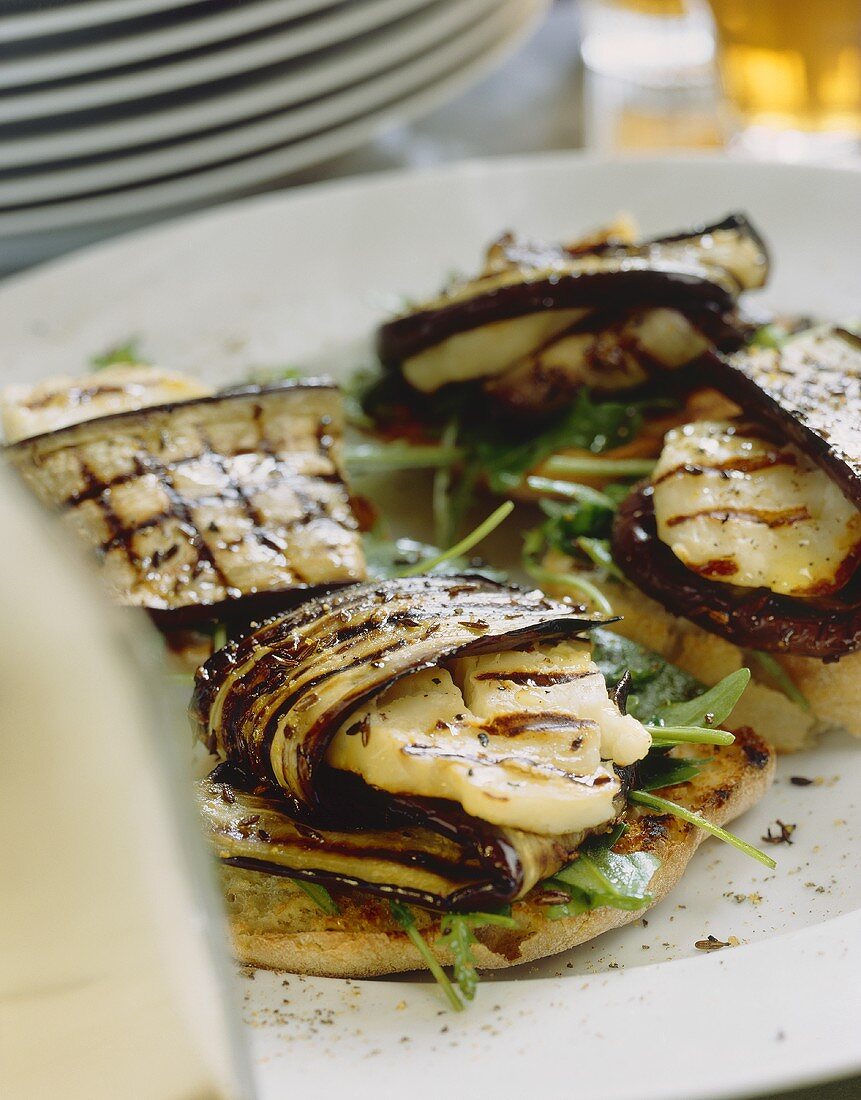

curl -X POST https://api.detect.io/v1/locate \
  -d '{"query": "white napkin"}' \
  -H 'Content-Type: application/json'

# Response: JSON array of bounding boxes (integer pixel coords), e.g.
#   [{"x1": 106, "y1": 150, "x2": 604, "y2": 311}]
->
[{"x1": 0, "y1": 470, "x2": 253, "y2": 1100}]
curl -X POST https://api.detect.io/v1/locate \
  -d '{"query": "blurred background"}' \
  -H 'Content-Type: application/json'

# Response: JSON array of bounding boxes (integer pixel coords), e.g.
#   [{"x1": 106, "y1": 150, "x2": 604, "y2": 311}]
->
[{"x1": 1, "y1": 0, "x2": 860, "y2": 277}]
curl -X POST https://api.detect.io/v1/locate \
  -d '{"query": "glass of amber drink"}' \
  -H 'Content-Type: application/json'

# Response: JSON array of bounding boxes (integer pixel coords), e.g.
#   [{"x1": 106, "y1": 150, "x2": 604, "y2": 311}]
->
[{"x1": 709, "y1": 0, "x2": 861, "y2": 157}]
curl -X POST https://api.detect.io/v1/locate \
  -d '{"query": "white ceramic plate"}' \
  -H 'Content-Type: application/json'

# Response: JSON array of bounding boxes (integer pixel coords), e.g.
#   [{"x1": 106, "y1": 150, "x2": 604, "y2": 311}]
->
[
  {"x1": 0, "y1": 0, "x2": 340, "y2": 43},
  {"x1": 0, "y1": 0, "x2": 441, "y2": 124},
  {"x1": 0, "y1": 0, "x2": 504, "y2": 180},
  {"x1": 0, "y1": 0, "x2": 432, "y2": 90},
  {"x1": 0, "y1": 0, "x2": 545, "y2": 236},
  {"x1": 1, "y1": 154, "x2": 860, "y2": 1100}
]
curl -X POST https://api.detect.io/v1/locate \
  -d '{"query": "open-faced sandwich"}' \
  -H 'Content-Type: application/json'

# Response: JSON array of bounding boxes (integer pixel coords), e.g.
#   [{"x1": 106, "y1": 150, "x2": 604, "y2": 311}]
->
[{"x1": 192, "y1": 575, "x2": 775, "y2": 1000}]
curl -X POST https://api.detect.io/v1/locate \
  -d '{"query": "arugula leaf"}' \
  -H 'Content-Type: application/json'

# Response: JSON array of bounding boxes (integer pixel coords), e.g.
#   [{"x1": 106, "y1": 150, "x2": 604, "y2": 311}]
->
[
  {"x1": 655, "y1": 668, "x2": 750, "y2": 729},
  {"x1": 91, "y1": 339, "x2": 148, "y2": 369},
  {"x1": 436, "y1": 917, "x2": 479, "y2": 1001},
  {"x1": 748, "y1": 650, "x2": 810, "y2": 712},
  {"x1": 395, "y1": 501, "x2": 514, "y2": 578},
  {"x1": 388, "y1": 902, "x2": 463, "y2": 1011},
  {"x1": 295, "y1": 880, "x2": 340, "y2": 916},
  {"x1": 362, "y1": 532, "x2": 506, "y2": 583},
  {"x1": 436, "y1": 911, "x2": 519, "y2": 1001},
  {"x1": 750, "y1": 323, "x2": 786, "y2": 349},
  {"x1": 345, "y1": 441, "x2": 463, "y2": 472},
  {"x1": 590, "y1": 629, "x2": 702, "y2": 722},
  {"x1": 479, "y1": 391, "x2": 645, "y2": 491},
  {"x1": 433, "y1": 418, "x2": 460, "y2": 547},
  {"x1": 542, "y1": 828, "x2": 660, "y2": 921},
  {"x1": 637, "y1": 748, "x2": 710, "y2": 791},
  {"x1": 522, "y1": 529, "x2": 615, "y2": 614},
  {"x1": 629, "y1": 791, "x2": 776, "y2": 869},
  {"x1": 646, "y1": 724, "x2": 735, "y2": 746}
]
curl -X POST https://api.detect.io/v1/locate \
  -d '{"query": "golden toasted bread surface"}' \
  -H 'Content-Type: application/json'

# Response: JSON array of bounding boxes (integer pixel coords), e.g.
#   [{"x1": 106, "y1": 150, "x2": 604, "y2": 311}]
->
[{"x1": 218, "y1": 727, "x2": 774, "y2": 977}]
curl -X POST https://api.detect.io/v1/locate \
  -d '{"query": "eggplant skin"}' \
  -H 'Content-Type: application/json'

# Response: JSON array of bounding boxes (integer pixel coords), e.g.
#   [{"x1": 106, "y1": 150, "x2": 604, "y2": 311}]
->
[
  {"x1": 191, "y1": 575, "x2": 605, "y2": 814},
  {"x1": 7, "y1": 379, "x2": 366, "y2": 615},
  {"x1": 612, "y1": 484, "x2": 861, "y2": 659},
  {"x1": 197, "y1": 765, "x2": 595, "y2": 912},
  {"x1": 376, "y1": 214, "x2": 768, "y2": 372},
  {"x1": 704, "y1": 327, "x2": 861, "y2": 511}
]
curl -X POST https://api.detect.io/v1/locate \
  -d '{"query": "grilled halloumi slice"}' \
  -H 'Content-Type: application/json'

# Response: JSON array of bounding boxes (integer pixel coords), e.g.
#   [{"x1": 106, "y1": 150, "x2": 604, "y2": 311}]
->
[
  {"x1": 326, "y1": 640, "x2": 651, "y2": 835},
  {"x1": 652, "y1": 420, "x2": 861, "y2": 596},
  {"x1": 1, "y1": 364, "x2": 211, "y2": 443}
]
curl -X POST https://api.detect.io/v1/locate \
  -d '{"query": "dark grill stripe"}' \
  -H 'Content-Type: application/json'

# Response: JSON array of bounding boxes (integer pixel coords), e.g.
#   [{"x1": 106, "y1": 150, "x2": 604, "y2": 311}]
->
[{"x1": 665, "y1": 506, "x2": 811, "y2": 529}]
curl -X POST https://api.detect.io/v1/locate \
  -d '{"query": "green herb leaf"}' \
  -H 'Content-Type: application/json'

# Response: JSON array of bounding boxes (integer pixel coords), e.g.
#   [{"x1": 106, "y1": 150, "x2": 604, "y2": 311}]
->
[
  {"x1": 637, "y1": 750, "x2": 710, "y2": 792},
  {"x1": 748, "y1": 650, "x2": 810, "y2": 712},
  {"x1": 575, "y1": 536, "x2": 627, "y2": 582},
  {"x1": 541, "y1": 454, "x2": 656, "y2": 479},
  {"x1": 211, "y1": 622, "x2": 228, "y2": 653},
  {"x1": 629, "y1": 790, "x2": 776, "y2": 868},
  {"x1": 590, "y1": 629, "x2": 703, "y2": 722},
  {"x1": 518, "y1": 475, "x2": 616, "y2": 508},
  {"x1": 433, "y1": 418, "x2": 460, "y2": 547},
  {"x1": 655, "y1": 668, "x2": 750, "y2": 729},
  {"x1": 646, "y1": 724, "x2": 735, "y2": 746},
  {"x1": 436, "y1": 916, "x2": 479, "y2": 1001},
  {"x1": 91, "y1": 339, "x2": 148, "y2": 369},
  {"x1": 542, "y1": 829, "x2": 660, "y2": 921},
  {"x1": 295, "y1": 880, "x2": 340, "y2": 916},
  {"x1": 388, "y1": 902, "x2": 463, "y2": 1011},
  {"x1": 363, "y1": 533, "x2": 506, "y2": 583},
  {"x1": 345, "y1": 441, "x2": 463, "y2": 473},
  {"x1": 395, "y1": 501, "x2": 514, "y2": 578},
  {"x1": 479, "y1": 391, "x2": 647, "y2": 491},
  {"x1": 522, "y1": 557, "x2": 615, "y2": 615},
  {"x1": 750, "y1": 324, "x2": 786, "y2": 349}
]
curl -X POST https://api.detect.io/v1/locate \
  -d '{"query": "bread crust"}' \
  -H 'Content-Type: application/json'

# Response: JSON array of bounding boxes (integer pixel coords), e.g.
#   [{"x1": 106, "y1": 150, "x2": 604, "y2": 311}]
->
[{"x1": 218, "y1": 727, "x2": 774, "y2": 977}]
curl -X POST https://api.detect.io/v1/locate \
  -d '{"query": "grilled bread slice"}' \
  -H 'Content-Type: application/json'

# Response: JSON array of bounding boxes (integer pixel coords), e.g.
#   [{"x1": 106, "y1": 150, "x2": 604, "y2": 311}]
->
[{"x1": 216, "y1": 726, "x2": 774, "y2": 977}]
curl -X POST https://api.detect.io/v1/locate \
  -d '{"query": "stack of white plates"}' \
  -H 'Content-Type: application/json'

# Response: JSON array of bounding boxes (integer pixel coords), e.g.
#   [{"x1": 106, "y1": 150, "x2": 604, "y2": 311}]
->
[{"x1": 0, "y1": 0, "x2": 548, "y2": 273}]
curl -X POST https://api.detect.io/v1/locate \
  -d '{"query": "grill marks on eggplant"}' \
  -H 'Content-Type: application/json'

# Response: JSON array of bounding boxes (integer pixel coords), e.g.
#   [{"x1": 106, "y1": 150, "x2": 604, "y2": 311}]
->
[
  {"x1": 611, "y1": 332, "x2": 861, "y2": 654},
  {"x1": 376, "y1": 214, "x2": 768, "y2": 403},
  {"x1": 7, "y1": 381, "x2": 365, "y2": 612},
  {"x1": 709, "y1": 328, "x2": 861, "y2": 510},
  {"x1": 192, "y1": 577, "x2": 605, "y2": 810},
  {"x1": 192, "y1": 577, "x2": 644, "y2": 907}
]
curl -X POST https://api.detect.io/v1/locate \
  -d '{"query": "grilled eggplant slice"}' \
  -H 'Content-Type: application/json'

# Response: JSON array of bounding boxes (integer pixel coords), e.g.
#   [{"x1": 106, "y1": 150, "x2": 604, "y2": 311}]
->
[
  {"x1": 377, "y1": 214, "x2": 768, "y2": 403},
  {"x1": 6, "y1": 380, "x2": 365, "y2": 617},
  {"x1": 611, "y1": 328, "x2": 861, "y2": 658},
  {"x1": 198, "y1": 766, "x2": 595, "y2": 912},
  {"x1": 192, "y1": 576, "x2": 651, "y2": 909},
  {"x1": 1, "y1": 363, "x2": 211, "y2": 442},
  {"x1": 613, "y1": 483, "x2": 861, "y2": 658},
  {"x1": 705, "y1": 327, "x2": 861, "y2": 509}
]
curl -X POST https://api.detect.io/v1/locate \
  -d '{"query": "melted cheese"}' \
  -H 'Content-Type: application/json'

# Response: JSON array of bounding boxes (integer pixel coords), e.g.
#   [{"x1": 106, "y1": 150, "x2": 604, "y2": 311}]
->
[
  {"x1": 402, "y1": 309, "x2": 588, "y2": 392},
  {"x1": 326, "y1": 640, "x2": 651, "y2": 835},
  {"x1": 653, "y1": 420, "x2": 861, "y2": 596}
]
